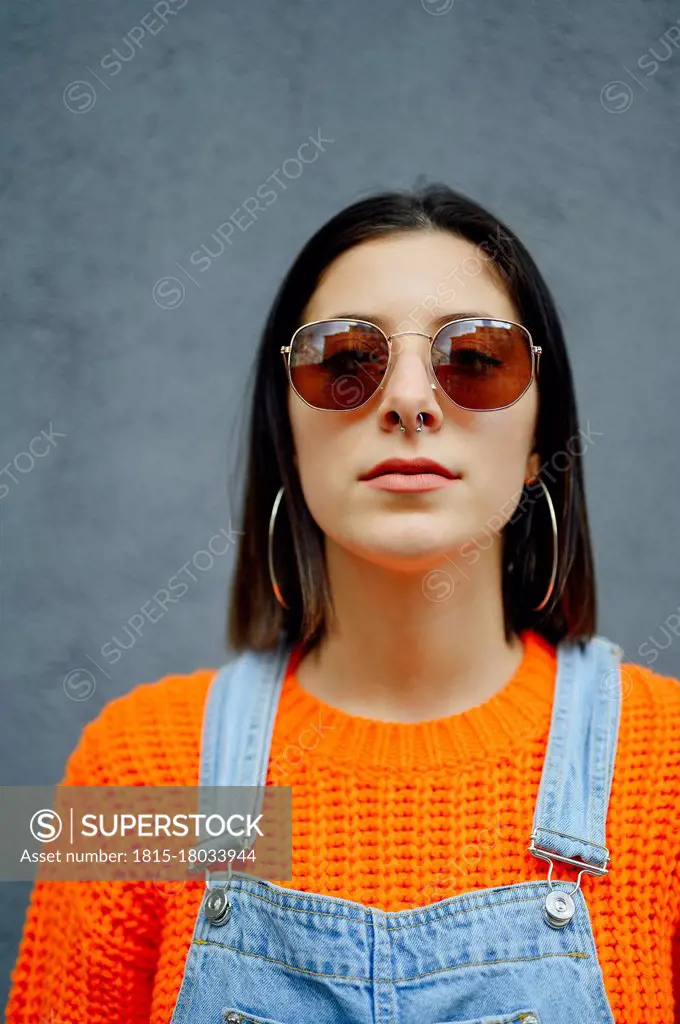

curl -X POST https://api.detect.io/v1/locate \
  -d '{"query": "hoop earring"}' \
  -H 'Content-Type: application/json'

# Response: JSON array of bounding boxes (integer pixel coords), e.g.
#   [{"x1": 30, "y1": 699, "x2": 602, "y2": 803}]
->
[
  {"x1": 525, "y1": 475, "x2": 558, "y2": 612},
  {"x1": 271, "y1": 478, "x2": 558, "y2": 613},
  {"x1": 268, "y1": 485, "x2": 290, "y2": 610}
]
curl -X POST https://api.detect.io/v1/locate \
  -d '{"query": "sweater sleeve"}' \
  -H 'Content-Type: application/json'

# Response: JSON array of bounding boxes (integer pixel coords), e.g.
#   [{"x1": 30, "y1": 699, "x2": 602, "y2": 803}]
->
[
  {"x1": 4, "y1": 709, "x2": 162, "y2": 1024},
  {"x1": 674, "y1": 925, "x2": 680, "y2": 1018},
  {"x1": 660, "y1": 670, "x2": 680, "y2": 1018},
  {"x1": 674, "y1": 822, "x2": 680, "y2": 1017}
]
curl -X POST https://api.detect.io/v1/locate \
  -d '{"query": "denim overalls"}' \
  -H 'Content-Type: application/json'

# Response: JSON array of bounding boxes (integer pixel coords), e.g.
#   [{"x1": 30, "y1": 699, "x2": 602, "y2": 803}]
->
[{"x1": 169, "y1": 633, "x2": 623, "y2": 1024}]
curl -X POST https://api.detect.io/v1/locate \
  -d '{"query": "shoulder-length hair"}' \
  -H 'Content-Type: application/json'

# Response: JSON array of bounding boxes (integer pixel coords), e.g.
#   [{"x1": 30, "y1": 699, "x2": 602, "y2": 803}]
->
[{"x1": 226, "y1": 183, "x2": 597, "y2": 653}]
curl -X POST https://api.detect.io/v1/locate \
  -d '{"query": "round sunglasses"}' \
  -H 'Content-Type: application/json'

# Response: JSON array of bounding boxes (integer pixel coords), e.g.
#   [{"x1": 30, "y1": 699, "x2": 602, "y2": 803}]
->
[{"x1": 280, "y1": 317, "x2": 541, "y2": 413}]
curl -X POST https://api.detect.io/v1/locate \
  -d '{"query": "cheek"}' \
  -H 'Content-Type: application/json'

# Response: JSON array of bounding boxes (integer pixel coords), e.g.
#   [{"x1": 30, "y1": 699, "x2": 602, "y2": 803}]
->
[
  {"x1": 471, "y1": 411, "x2": 535, "y2": 518},
  {"x1": 291, "y1": 411, "x2": 348, "y2": 519}
]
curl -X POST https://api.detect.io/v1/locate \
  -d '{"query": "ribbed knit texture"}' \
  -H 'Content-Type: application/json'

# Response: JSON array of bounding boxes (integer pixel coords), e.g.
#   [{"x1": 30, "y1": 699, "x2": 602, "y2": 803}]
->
[{"x1": 5, "y1": 629, "x2": 680, "y2": 1023}]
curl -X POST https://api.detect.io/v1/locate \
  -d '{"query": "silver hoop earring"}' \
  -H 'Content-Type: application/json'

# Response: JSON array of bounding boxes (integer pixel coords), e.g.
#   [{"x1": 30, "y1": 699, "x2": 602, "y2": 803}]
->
[
  {"x1": 268, "y1": 485, "x2": 290, "y2": 609},
  {"x1": 527, "y1": 475, "x2": 558, "y2": 612},
  {"x1": 399, "y1": 413, "x2": 424, "y2": 433}
]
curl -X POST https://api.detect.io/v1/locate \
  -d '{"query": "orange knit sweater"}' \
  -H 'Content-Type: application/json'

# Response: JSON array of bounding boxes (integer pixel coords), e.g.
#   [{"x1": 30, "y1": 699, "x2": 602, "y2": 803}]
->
[{"x1": 5, "y1": 629, "x2": 680, "y2": 1023}]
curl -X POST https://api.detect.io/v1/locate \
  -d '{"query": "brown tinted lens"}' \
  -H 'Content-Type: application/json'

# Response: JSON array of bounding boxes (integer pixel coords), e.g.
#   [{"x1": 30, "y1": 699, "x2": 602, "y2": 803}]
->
[
  {"x1": 432, "y1": 319, "x2": 533, "y2": 410},
  {"x1": 288, "y1": 320, "x2": 389, "y2": 410}
]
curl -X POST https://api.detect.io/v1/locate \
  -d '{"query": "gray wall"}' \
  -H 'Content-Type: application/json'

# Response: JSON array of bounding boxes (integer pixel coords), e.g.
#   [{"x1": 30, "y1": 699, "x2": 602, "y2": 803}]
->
[{"x1": 2, "y1": 0, "x2": 679, "y2": 1005}]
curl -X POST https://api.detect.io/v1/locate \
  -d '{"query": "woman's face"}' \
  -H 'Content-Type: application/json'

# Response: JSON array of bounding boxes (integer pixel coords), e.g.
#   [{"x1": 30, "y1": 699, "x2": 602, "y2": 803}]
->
[{"x1": 287, "y1": 230, "x2": 540, "y2": 574}]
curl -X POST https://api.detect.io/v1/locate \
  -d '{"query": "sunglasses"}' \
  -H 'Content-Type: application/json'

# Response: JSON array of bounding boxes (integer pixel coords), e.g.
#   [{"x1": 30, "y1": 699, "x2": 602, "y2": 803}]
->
[{"x1": 280, "y1": 317, "x2": 541, "y2": 413}]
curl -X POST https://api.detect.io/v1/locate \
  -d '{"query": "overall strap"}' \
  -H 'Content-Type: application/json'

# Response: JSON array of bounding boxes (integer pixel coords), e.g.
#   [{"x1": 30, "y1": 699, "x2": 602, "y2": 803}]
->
[
  {"x1": 530, "y1": 633, "x2": 624, "y2": 874},
  {"x1": 192, "y1": 636, "x2": 293, "y2": 866},
  {"x1": 198, "y1": 636, "x2": 293, "y2": 788}
]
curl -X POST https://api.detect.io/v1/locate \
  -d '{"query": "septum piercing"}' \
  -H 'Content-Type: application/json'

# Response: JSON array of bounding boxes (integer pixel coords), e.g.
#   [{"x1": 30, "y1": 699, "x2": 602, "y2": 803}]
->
[
  {"x1": 398, "y1": 413, "x2": 424, "y2": 433},
  {"x1": 396, "y1": 379, "x2": 436, "y2": 433}
]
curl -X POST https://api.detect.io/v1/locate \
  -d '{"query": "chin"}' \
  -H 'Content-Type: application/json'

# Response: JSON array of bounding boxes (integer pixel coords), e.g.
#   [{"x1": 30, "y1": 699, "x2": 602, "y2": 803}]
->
[{"x1": 338, "y1": 529, "x2": 465, "y2": 573}]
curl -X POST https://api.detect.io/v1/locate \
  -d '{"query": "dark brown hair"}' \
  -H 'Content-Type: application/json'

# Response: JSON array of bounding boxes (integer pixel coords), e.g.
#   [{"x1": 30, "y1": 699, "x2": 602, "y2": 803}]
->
[{"x1": 226, "y1": 183, "x2": 597, "y2": 654}]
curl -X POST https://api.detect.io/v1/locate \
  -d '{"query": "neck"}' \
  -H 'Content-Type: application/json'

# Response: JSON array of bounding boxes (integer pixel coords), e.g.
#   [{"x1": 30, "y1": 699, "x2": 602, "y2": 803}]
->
[{"x1": 295, "y1": 538, "x2": 525, "y2": 723}]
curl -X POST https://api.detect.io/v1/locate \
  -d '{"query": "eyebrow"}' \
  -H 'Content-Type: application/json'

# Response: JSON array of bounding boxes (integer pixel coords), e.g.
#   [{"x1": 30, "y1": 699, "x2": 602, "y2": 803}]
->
[{"x1": 329, "y1": 311, "x2": 498, "y2": 329}]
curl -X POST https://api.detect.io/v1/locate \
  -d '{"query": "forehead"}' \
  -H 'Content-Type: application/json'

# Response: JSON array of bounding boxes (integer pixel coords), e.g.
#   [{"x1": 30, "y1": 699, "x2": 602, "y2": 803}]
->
[{"x1": 302, "y1": 230, "x2": 518, "y2": 328}]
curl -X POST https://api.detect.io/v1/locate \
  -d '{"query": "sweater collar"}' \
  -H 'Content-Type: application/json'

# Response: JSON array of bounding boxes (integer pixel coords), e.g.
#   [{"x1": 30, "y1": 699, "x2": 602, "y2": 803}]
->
[{"x1": 274, "y1": 629, "x2": 557, "y2": 770}]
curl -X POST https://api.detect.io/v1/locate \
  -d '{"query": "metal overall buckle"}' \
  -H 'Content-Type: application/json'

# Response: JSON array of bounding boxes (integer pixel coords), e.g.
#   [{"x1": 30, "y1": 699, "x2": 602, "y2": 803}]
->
[
  {"x1": 187, "y1": 834, "x2": 251, "y2": 926},
  {"x1": 528, "y1": 828, "x2": 609, "y2": 928},
  {"x1": 200, "y1": 860, "x2": 234, "y2": 926}
]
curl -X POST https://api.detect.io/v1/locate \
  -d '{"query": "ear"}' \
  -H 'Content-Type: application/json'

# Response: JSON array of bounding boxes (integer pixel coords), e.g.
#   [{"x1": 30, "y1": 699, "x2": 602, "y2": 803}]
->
[{"x1": 525, "y1": 450, "x2": 540, "y2": 483}]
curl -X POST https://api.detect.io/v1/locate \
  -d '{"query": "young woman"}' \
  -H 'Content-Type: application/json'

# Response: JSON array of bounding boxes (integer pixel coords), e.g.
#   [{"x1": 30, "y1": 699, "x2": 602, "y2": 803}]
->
[{"x1": 6, "y1": 185, "x2": 680, "y2": 1024}]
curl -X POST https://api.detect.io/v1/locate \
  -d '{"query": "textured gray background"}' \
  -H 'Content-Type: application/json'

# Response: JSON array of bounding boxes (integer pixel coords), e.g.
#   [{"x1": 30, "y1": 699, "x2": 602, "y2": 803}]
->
[{"x1": 2, "y1": 0, "x2": 680, "y2": 1005}]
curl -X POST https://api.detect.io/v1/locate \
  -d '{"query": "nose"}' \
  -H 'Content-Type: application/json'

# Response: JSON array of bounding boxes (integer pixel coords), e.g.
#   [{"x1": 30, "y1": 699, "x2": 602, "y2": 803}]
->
[{"x1": 376, "y1": 330, "x2": 444, "y2": 433}]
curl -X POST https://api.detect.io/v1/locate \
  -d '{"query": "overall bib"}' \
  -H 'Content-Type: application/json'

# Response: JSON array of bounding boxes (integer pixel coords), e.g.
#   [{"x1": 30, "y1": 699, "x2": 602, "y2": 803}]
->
[{"x1": 169, "y1": 634, "x2": 623, "y2": 1024}]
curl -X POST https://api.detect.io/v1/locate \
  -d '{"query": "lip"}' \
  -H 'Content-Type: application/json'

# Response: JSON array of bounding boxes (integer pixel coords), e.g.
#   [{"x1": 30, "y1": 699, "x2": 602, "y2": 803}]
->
[
  {"x1": 362, "y1": 473, "x2": 459, "y2": 492},
  {"x1": 359, "y1": 458, "x2": 460, "y2": 481}
]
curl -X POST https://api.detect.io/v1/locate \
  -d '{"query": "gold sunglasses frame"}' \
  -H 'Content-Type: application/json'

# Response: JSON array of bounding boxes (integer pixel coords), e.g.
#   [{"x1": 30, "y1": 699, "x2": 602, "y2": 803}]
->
[{"x1": 280, "y1": 317, "x2": 542, "y2": 413}]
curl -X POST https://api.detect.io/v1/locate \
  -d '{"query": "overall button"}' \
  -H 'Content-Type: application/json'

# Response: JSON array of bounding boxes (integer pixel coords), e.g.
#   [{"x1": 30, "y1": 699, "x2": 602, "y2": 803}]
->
[
  {"x1": 222, "y1": 1014, "x2": 241, "y2": 1023},
  {"x1": 204, "y1": 888, "x2": 231, "y2": 925},
  {"x1": 523, "y1": 1016, "x2": 540, "y2": 1024},
  {"x1": 544, "y1": 889, "x2": 575, "y2": 928}
]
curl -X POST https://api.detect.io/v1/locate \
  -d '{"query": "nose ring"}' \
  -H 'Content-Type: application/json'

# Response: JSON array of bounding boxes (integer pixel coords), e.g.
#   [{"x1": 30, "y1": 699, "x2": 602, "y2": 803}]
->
[{"x1": 398, "y1": 413, "x2": 424, "y2": 432}]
